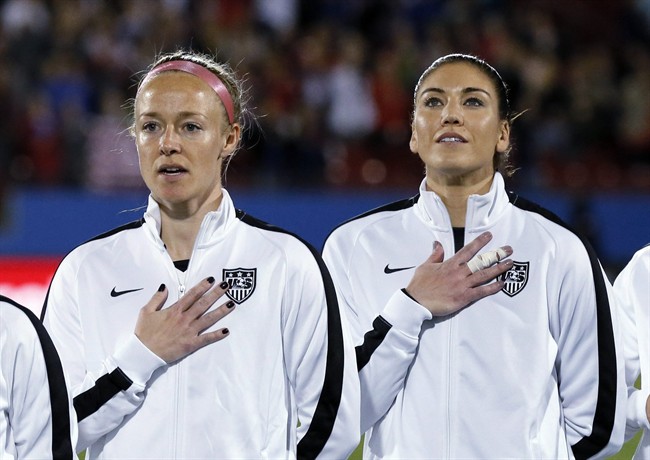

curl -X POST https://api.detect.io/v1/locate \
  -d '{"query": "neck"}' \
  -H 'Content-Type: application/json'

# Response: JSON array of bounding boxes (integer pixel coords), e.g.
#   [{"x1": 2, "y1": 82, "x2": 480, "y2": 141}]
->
[
  {"x1": 425, "y1": 173, "x2": 494, "y2": 227},
  {"x1": 158, "y1": 192, "x2": 223, "y2": 261},
  {"x1": 160, "y1": 216, "x2": 202, "y2": 261}
]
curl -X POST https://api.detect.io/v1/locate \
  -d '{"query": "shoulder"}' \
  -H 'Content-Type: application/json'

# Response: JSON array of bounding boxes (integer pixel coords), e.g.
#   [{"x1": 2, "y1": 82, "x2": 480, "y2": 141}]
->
[
  {"x1": 616, "y1": 244, "x2": 650, "y2": 282},
  {"x1": 324, "y1": 194, "x2": 419, "y2": 248},
  {"x1": 508, "y1": 192, "x2": 589, "y2": 246},
  {"x1": 0, "y1": 296, "x2": 41, "y2": 349},
  {"x1": 86, "y1": 218, "x2": 145, "y2": 243},
  {"x1": 235, "y1": 209, "x2": 322, "y2": 265},
  {"x1": 506, "y1": 192, "x2": 607, "y2": 280},
  {"x1": 60, "y1": 218, "x2": 145, "y2": 265},
  {"x1": 630, "y1": 244, "x2": 650, "y2": 263}
]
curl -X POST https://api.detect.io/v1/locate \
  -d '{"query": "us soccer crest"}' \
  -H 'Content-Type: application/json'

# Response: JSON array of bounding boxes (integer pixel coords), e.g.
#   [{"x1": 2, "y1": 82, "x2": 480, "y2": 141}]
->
[
  {"x1": 498, "y1": 261, "x2": 529, "y2": 297},
  {"x1": 223, "y1": 268, "x2": 257, "y2": 304}
]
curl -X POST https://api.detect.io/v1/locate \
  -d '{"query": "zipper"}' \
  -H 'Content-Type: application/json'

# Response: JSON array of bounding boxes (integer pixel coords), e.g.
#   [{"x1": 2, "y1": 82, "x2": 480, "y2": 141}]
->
[
  {"x1": 445, "y1": 316, "x2": 454, "y2": 458},
  {"x1": 158, "y1": 214, "x2": 206, "y2": 457},
  {"x1": 444, "y1": 236, "x2": 454, "y2": 459}
]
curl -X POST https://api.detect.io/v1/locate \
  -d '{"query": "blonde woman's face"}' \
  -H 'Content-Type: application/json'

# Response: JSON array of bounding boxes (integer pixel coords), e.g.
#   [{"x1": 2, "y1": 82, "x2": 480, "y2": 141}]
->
[
  {"x1": 410, "y1": 61, "x2": 510, "y2": 185},
  {"x1": 134, "y1": 71, "x2": 238, "y2": 214}
]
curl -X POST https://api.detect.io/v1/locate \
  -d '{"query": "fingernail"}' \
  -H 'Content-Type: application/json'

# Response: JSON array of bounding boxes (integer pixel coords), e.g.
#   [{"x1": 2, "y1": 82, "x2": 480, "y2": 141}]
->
[
  {"x1": 223, "y1": 328, "x2": 229, "y2": 335},
  {"x1": 158, "y1": 283, "x2": 166, "y2": 292},
  {"x1": 207, "y1": 276, "x2": 215, "y2": 284},
  {"x1": 220, "y1": 281, "x2": 229, "y2": 289},
  {"x1": 483, "y1": 232, "x2": 492, "y2": 239},
  {"x1": 227, "y1": 301, "x2": 235, "y2": 308},
  {"x1": 433, "y1": 241, "x2": 441, "y2": 249}
]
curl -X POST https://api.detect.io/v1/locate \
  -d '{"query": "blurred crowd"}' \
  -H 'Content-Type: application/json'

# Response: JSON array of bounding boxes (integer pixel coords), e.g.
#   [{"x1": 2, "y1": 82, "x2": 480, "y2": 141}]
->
[{"x1": 0, "y1": 0, "x2": 648, "y2": 194}]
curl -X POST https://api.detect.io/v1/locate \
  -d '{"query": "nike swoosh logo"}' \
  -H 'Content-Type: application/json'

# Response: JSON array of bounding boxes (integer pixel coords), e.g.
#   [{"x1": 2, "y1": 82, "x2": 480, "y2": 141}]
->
[
  {"x1": 384, "y1": 264, "x2": 415, "y2": 274},
  {"x1": 110, "y1": 287, "x2": 144, "y2": 298}
]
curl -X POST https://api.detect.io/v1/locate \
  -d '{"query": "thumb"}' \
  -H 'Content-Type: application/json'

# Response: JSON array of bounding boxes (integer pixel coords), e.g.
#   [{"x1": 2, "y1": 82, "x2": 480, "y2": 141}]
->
[
  {"x1": 143, "y1": 284, "x2": 168, "y2": 312},
  {"x1": 425, "y1": 241, "x2": 445, "y2": 264}
]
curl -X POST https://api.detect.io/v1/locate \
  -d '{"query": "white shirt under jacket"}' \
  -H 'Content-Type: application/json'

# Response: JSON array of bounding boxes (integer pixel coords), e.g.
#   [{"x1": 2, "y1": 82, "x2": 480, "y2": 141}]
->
[
  {"x1": 1, "y1": 295, "x2": 76, "y2": 460},
  {"x1": 323, "y1": 173, "x2": 625, "y2": 459},
  {"x1": 42, "y1": 189, "x2": 360, "y2": 460},
  {"x1": 614, "y1": 245, "x2": 650, "y2": 459}
]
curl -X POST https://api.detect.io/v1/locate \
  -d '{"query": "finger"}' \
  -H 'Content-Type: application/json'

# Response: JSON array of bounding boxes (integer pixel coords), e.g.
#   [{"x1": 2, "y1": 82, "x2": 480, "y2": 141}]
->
[
  {"x1": 142, "y1": 284, "x2": 168, "y2": 313},
  {"x1": 424, "y1": 241, "x2": 445, "y2": 264},
  {"x1": 176, "y1": 277, "x2": 217, "y2": 312},
  {"x1": 195, "y1": 300, "x2": 236, "y2": 332},
  {"x1": 452, "y1": 231, "x2": 493, "y2": 263},
  {"x1": 467, "y1": 246, "x2": 512, "y2": 273},
  {"x1": 186, "y1": 281, "x2": 230, "y2": 318},
  {"x1": 469, "y1": 259, "x2": 513, "y2": 286},
  {"x1": 195, "y1": 328, "x2": 230, "y2": 349},
  {"x1": 466, "y1": 279, "x2": 506, "y2": 303}
]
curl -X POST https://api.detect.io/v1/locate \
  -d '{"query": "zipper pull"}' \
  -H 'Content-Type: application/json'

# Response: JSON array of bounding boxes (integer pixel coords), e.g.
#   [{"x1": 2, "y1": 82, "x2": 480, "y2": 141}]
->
[{"x1": 179, "y1": 284, "x2": 186, "y2": 296}]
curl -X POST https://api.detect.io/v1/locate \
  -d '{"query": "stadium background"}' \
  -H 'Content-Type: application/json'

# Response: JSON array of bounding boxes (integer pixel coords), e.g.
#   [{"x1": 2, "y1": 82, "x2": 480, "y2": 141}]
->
[{"x1": 0, "y1": 0, "x2": 648, "y2": 458}]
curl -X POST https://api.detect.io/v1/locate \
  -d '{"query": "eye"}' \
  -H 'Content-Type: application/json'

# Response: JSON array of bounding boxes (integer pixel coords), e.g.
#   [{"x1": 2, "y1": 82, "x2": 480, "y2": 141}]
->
[
  {"x1": 464, "y1": 97, "x2": 484, "y2": 107},
  {"x1": 141, "y1": 121, "x2": 158, "y2": 132},
  {"x1": 184, "y1": 122, "x2": 202, "y2": 132},
  {"x1": 424, "y1": 96, "x2": 443, "y2": 108}
]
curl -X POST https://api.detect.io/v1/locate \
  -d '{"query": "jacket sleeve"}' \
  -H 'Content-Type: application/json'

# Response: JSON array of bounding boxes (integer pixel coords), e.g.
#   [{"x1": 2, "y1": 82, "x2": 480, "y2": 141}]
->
[
  {"x1": 551, "y1": 240, "x2": 626, "y2": 459},
  {"x1": 613, "y1": 248, "x2": 650, "y2": 440},
  {"x1": 323, "y1": 231, "x2": 431, "y2": 434},
  {"x1": 42, "y1": 256, "x2": 166, "y2": 452},
  {"x1": 1, "y1": 299, "x2": 77, "y2": 460},
  {"x1": 282, "y1": 242, "x2": 360, "y2": 459}
]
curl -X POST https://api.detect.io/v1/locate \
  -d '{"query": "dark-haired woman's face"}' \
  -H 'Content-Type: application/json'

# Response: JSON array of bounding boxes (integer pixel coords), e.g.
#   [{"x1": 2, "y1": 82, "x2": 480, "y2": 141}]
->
[{"x1": 410, "y1": 62, "x2": 509, "y2": 185}]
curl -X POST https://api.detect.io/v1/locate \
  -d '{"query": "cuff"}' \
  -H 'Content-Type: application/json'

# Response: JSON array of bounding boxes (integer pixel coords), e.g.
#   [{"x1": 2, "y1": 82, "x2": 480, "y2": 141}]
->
[
  {"x1": 380, "y1": 289, "x2": 432, "y2": 338},
  {"x1": 113, "y1": 334, "x2": 166, "y2": 387},
  {"x1": 628, "y1": 387, "x2": 650, "y2": 430}
]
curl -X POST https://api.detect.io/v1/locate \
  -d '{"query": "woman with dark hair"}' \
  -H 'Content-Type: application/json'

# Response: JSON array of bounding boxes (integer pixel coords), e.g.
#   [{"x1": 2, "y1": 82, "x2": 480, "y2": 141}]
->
[{"x1": 323, "y1": 53, "x2": 625, "y2": 459}]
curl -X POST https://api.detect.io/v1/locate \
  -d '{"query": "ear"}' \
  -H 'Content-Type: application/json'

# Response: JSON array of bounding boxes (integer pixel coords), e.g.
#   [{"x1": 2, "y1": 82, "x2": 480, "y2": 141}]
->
[
  {"x1": 409, "y1": 125, "x2": 418, "y2": 154},
  {"x1": 221, "y1": 123, "x2": 241, "y2": 158},
  {"x1": 495, "y1": 121, "x2": 510, "y2": 154}
]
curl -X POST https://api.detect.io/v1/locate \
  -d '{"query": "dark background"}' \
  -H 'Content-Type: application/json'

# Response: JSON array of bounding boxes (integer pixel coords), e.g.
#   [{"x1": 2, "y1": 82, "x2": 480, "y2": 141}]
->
[{"x1": 0, "y1": 0, "x2": 649, "y2": 278}]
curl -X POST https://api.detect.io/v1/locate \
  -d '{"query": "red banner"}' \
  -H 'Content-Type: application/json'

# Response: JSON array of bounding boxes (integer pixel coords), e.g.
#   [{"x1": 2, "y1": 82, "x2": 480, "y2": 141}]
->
[{"x1": 0, "y1": 257, "x2": 61, "y2": 315}]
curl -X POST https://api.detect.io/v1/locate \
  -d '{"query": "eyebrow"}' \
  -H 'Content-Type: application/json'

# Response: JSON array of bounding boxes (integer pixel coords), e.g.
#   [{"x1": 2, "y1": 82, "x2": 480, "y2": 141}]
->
[
  {"x1": 137, "y1": 111, "x2": 209, "y2": 119},
  {"x1": 420, "y1": 87, "x2": 492, "y2": 98}
]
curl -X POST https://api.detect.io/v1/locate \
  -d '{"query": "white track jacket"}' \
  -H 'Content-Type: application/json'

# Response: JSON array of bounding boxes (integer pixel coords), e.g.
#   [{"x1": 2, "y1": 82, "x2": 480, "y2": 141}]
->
[
  {"x1": 323, "y1": 173, "x2": 625, "y2": 459},
  {"x1": 1, "y1": 295, "x2": 76, "y2": 460},
  {"x1": 614, "y1": 245, "x2": 650, "y2": 459},
  {"x1": 42, "y1": 190, "x2": 359, "y2": 459}
]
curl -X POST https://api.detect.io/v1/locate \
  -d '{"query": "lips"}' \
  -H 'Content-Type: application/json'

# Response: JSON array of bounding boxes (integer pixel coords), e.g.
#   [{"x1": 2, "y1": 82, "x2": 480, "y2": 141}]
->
[
  {"x1": 158, "y1": 165, "x2": 187, "y2": 175},
  {"x1": 436, "y1": 132, "x2": 467, "y2": 143}
]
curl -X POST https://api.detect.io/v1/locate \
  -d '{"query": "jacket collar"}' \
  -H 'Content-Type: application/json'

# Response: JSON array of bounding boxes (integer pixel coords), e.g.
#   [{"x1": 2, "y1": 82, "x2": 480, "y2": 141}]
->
[
  {"x1": 415, "y1": 172, "x2": 510, "y2": 231},
  {"x1": 142, "y1": 189, "x2": 238, "y2": 250}
]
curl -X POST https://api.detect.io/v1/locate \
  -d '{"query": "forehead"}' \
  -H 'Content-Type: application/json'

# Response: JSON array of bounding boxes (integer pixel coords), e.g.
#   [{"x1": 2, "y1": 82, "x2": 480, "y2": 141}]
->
[
  {"x1": 418, "y1": 61, "x2": 497, "y2": 96},
  {"x1": 135, "y1": 71, "x2": 220, "y2": 113}
]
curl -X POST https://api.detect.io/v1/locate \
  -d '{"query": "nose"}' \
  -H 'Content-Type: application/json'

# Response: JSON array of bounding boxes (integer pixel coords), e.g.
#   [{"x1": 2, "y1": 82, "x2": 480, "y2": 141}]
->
[
  {"x1": 441, "y1": 102, "x2": 462, "y2": 126},
  {"x1": 160, "y1": 128, "x2": 180, "y2": 156}
]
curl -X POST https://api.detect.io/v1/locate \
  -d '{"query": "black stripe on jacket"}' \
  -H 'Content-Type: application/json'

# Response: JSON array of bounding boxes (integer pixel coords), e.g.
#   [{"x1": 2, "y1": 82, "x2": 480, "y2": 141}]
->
[
  {"x1": 73, "y1": 368, "x2": 133, "y2": 422},
  {"x1": 38, "y1": 219, "x2": 144, "y2": 425},
  {"x1": 508, "y1": 192, "x2": 617, "y2": 459},
  {"x1": 322, "y1": 195, "x2": 419, "y2": 373},
  {"x1": 236, "y1": 210, "x2": 344, "y2": 460},
  {"x1": 1, "y1": 295, "x2": 74, "y2": 460},
  {"x1": 356, "y1": 316, "x2": 392, "y2": 371}
]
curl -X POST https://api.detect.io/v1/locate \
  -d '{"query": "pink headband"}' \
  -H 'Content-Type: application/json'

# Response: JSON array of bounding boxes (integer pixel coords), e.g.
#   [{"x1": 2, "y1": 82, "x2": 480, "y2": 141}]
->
[{"x1": 141, "y1": 60, "x2": 235, "y2": 124}]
